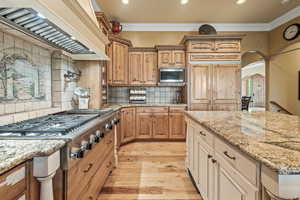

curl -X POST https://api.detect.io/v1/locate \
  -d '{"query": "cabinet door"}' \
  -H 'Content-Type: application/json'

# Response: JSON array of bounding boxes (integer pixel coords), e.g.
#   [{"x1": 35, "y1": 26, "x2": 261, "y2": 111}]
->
[
  {"x1": 190, "y1": 64, "x2": 212, "y2": 110},
  {"x1": 107, "y1": 43, "x2": 113, "y2": 84},
  {"x1": 169, "y1": 113, "x2": 186, "y2": 139},
  {"x1": 158, "y1": 50, "x2": 172, "y2": 67},
  {"x1": 215, "y1": 39, "x2": 241, "y2": 53},
  {"x1": 136, "y1": 112, "x2": 152, "y2": 139},
  {"x1": 188, "y1": 40, "x2": 215, "y2": 52},
  {"x1": 197, "y1": 142, "x2": 214, "y2": 200},
  {"x1": 212, "y1": 64, "x2": 240, "y2": 111},
  {"x1": 121, "y1": 108, "x2": 136, "y2": 143},
  {"x1": 173, "y1": 50, "x2": 185, "y2": 67},
  {"x1": 186, "y1": 122, "x2": 195, "y2": 174},
  {"x1": 152, "y1": 113, "x2": 169, "y2": 138},
  {"x1": 129, "y1": 52, "x2": 143, "y2": 85},
  {"x1": 143, "y1": 52, "x2": 157, "y2": 85},
  {"x1": 112, "y1": 42, "x2": 128, "y2": 85}
]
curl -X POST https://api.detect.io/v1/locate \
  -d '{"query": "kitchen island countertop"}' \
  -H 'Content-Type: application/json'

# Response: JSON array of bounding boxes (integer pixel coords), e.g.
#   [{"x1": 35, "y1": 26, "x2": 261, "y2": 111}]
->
[
  {"x1": 185, "y1": 111, "x2": 300, "y2": 175},
  {"x1": 0, "y1": 140, "x2": 65, "y2": 174}
]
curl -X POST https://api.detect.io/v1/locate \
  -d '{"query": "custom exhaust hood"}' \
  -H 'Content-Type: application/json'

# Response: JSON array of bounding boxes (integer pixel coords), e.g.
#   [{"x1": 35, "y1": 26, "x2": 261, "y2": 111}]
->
[{"x1": 0, "y1": 0, "x2": 109, "y2": 60}]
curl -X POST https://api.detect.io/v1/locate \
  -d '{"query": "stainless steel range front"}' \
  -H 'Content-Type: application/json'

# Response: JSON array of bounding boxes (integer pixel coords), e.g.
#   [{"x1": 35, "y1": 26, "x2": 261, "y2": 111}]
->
[{"x1": 0, "y1": 108, "x2": 120, "y2": 169}]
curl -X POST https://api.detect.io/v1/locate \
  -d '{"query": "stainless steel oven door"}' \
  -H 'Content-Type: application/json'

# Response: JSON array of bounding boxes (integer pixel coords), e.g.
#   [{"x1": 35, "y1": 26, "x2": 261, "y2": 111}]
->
[{"x1": 159, "y1": 68, "x2": 185, "y2": 83}]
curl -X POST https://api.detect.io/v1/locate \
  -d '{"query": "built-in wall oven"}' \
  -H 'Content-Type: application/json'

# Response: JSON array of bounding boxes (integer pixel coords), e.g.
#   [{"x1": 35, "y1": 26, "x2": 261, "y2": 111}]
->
[{"x1": 159, "y1": 67, "x2": 185, "y2": 83}]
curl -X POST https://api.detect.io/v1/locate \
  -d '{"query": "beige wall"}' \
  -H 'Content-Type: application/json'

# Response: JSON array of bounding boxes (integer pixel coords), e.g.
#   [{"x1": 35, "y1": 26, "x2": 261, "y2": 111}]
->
[
  {"x1": 269, "y1": 16, "x2": 300, "y2": 55},
  {"x1": 268, "y1": 16, "x2": 300, "y2": 115},
  {"x1": 120, "y1": 31, "x2": 270, "y2": 56}
]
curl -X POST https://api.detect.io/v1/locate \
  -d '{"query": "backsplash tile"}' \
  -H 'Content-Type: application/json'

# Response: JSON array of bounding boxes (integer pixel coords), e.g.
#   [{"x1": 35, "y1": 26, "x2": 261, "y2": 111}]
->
[{"x1": 108, "y1": 86, "x2": 184, "y2": 104}]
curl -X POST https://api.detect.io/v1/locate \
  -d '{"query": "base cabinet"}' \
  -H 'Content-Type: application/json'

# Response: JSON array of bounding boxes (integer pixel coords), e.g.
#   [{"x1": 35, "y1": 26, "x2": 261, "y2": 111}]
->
[
  {"x1": 121, "y1": 108, "x2": 136, "y2": 143},
  {"x1": 136, "y1": 112, "x2": 153, "y2": 139},
  {"x1": 186, "y1": 119, "x2": 259, "y2": 200}
]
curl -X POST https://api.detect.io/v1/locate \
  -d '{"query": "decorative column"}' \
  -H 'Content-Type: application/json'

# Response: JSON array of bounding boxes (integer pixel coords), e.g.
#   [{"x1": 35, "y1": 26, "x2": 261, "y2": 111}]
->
[{"x1": 33, "y1": 151, "x2": 60, "y2": 200}]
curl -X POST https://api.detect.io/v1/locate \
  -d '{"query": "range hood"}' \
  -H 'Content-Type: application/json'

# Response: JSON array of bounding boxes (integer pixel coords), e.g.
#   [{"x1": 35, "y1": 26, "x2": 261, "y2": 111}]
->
[{"x1": 0, "y1": 0, "x2": 109, "y2": 60}]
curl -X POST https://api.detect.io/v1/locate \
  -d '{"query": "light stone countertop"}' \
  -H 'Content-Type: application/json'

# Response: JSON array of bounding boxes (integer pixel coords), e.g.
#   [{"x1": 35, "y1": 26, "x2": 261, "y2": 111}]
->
[
  {"x1": 185, "y1": 111, "x2": 300, "y2": 175},
  {"x1": 104, "y1": 104, "x2": 188, "y2": 111},
  {"x1": 0, "y1": 140, "x2": 65, "y2": 174}
]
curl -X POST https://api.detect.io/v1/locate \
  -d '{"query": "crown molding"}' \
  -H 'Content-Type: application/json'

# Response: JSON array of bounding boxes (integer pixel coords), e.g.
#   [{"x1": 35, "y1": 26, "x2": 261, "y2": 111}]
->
[{"x1": 122, "y1": 5, "x2": 300, "y2": 32}]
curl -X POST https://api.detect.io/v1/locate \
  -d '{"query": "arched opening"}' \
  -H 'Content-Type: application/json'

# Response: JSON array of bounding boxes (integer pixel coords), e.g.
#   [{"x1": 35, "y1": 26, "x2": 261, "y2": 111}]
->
[{"x1": 241, "y1": 51, "x2": 267, "y2": 111}]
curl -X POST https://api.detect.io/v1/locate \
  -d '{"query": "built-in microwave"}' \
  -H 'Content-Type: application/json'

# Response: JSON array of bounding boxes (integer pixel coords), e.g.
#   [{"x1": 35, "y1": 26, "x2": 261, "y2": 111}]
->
[{"x1": 159, "y1": 67, "x2": 185, "y2": 83}]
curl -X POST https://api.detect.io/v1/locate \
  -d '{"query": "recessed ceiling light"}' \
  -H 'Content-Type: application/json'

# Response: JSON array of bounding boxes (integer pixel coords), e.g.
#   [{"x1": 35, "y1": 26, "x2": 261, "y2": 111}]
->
[
  {"x1": 122, "y1": 0, "x2": 129, "y2": 4},
  {"x1": 236, "y1": 0, "x2": 247, "y2": 4},
  {"x1": 37, "y1": 12, "x2": 46, "y2": 19},
  {"x1": 181, "y1": 0, "x2": 189, "y2": 5}
]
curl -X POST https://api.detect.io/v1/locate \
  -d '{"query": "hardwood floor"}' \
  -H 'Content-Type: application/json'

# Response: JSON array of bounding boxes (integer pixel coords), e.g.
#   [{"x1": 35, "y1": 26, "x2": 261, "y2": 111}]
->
[{"x1": 98, "y1": 142, "x2": 203, "y2": 200}]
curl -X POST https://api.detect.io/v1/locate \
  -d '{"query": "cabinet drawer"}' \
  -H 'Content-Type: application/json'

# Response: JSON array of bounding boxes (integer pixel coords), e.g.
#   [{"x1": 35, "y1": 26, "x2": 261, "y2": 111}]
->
[
  {"x1": 78, "y1": 150, "x2": 114, "y2": 200},
  {"x1": 195, "y1": 123, "x2": 214, "y2": 147},
  {"x1": 189, "y1": 53, "x2": 241, "y2": 61},
  {"x1": 215, "y1": 137, "x2": 258, "y2": 185},
  {"x1": 188, "y1": 40, "x2": 215, "y2": 52},
  {"x1": 136, "y1": 107, "x2": 168, "y2": 113},
  {"x1": 0, "y1": 163, "x2": 26, "y2": 200},
  {"x1": 169, "y1": 106, "x2": 186, "y2": 113},
  {"x1": 68, "y1": 131, "x2": 113, "y2": 199},
  {"x1": 215, "y1": 40, "x2": 241, "y2": 53}
]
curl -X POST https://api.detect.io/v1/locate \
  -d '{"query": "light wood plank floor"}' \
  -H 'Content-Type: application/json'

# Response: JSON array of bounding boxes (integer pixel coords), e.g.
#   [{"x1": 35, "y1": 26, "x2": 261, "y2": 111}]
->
[{"x1": 98, "y1": 142, "x2": 203, "y2": 200}]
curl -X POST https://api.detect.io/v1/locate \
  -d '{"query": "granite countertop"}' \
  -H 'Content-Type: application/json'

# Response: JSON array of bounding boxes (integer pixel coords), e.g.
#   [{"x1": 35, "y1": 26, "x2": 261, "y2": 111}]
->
[
  {"x1": 0, "y1": 140, "x2": 65, "y2": 174},
  {"x1": 185, "y1": 111, "x2": 300, "y2": 175},
  {"x1": 104, "y1": 104, "x2": 188, "y2": 111}
]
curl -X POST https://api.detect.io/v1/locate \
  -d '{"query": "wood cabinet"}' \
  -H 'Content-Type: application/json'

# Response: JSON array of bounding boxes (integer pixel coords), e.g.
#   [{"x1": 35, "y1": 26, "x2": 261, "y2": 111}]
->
[
  {"x1": 108, "y1": 36, "x2": 132, "y2": 85},
  {"x1": 0, "y1": 163, "x2": 27, "y2": 200},
  {"x1": 129, "y1": 49, "x2": 157, "y2": 85},
  {"x1": 186, "y1": 119, "x2": 259, "y2": 200},
  {"x1": 186, "y1": 39, "x2": 240, "y2": 53},
  {"x1": 121, "y1": 107, "x2": 136, "y2": 143},
  {"x1": 212, "y1": 64, "x2": 240, "y2": 110},
  {"x1": 136, "y1": 112, "x2": 153, "y2": 139},
  {"x1": 188, "y1": 40, "x2": 215, "y2": 53},
  {"x1": 190, "y1": 64, "x2": 212, "y2": 111},
  {"x1": 152, "y1": 113, "x2": 169, "y2": 139},
  {"x1": 157, "y1": 46, "x2": 185, "y2": 68},
  {"x1": 169, "y1": 107, "x2": 186, "y2": 139},
  {"x1": 129, "y1": 52, "x2": 143, "y2": 85}
]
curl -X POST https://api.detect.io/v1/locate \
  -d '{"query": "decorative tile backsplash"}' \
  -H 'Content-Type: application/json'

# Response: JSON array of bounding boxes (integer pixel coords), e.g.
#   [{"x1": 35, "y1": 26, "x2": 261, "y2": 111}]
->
[
  {"x1": 108, "y1": 86, "x2": 184, "y2": 104},
  {"x1": 0, "y1": 29, "x2": 78, "y2": 125}
]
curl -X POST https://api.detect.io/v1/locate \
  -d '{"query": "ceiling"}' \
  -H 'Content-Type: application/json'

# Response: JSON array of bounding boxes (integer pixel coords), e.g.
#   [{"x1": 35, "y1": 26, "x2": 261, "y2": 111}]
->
[{"x1": 96, "y1": 0, "x2": 300, "y2": 23}]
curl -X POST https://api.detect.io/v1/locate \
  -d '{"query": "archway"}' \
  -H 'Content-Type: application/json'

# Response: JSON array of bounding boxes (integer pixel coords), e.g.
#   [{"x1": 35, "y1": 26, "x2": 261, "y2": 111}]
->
[{"x1": 241, "y1": 51, "x2": 268, "y2": 111}]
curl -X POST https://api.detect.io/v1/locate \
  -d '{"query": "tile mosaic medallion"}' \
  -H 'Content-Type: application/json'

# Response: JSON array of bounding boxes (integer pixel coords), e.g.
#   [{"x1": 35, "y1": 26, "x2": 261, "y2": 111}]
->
[{"x1": 0, "y1": 51, "x2": 49, "y2": 102}]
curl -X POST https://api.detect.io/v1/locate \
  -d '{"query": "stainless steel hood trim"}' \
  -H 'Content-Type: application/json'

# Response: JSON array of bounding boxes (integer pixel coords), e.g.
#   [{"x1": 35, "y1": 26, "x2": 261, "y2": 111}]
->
[{"x1": 0, "y1": 8, "x2": 94, "y2": 54}]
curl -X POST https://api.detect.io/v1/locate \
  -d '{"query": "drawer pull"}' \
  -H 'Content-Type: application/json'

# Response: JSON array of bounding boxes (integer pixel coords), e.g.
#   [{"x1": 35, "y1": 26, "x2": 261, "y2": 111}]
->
[
  {"x1": 208, "y1": 155, "x2": 213, "y2": 159},
  {"x1": 224, "y1": 151, "x2": 236, "y2": 160},
  {"x1": 83, "y1": 163, "x2": 93, "y2": 173},
  {"x1": 199, "y1": 131, "x2": 206, "y2": 136},
  {"x1": 212, "y1": 159, "x2": 217, "y2": 164}
]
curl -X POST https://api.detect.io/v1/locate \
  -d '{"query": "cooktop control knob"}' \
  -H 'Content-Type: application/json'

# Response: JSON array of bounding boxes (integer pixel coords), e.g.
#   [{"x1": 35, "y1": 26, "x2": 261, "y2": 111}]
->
[
  {"x1": 105, "y1": 123, "x2": 113, "y2": 131},
  {"x1": 81, "y1": 140, "x2": 89, "y2": 150},
  {"x1": 70, "y1": 147, "x2": 84, "y2": 159},
  {"x1": 95, "y1": 130, "x2": 104, "y2": 142},
  {"x1": 90, "y1": 134, "x2": 96, "y2": 144}
]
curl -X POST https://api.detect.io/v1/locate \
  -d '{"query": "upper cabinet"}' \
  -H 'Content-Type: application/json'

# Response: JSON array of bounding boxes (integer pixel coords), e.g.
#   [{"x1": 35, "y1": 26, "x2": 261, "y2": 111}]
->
[
  {"x1": 183, "y1": 34, "x2": 243, "y2": 111},
  {"x1": 156, "y1": 45, "x2": 186, "y2": 68},
  {"x1": 129, "y1": 48, "x2": 157, "y2": 86},
  {"x1": 182, "y1": 35, "x2": 242, "y2": 53},
  {"x1": 107, "y1": 35, "x2": 132, "y2": 85}
]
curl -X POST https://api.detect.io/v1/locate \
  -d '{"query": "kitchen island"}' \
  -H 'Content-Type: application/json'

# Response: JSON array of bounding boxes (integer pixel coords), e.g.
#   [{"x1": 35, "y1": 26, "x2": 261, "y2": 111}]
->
[{"x1": 185, "y1": 111, "x2": 300, "y2": 200}]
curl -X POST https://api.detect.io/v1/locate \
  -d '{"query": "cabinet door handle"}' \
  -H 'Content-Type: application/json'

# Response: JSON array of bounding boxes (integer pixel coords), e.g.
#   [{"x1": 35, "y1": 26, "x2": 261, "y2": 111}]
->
[
  {"x1": 83, "y1": 163, "x2": 93, "y2": 173},
  {"x1": 199, "y1": 131, "x2": 206, "y2": 136},
  {"x1": 212, "y1": 159, "x2": 217, "y2": 164},
  {"x1": 224, "y1": 151, "x2": 236, "y2": 160},
  {"x1": 208, "y1": 155, "x2": 213, "y2": 159}
]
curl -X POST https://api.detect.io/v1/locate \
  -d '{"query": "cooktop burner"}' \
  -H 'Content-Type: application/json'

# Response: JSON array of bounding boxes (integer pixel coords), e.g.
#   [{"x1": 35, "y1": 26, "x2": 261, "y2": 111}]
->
[{"x1": 0, "y1": 113, "x2": 99, "y2": 136}]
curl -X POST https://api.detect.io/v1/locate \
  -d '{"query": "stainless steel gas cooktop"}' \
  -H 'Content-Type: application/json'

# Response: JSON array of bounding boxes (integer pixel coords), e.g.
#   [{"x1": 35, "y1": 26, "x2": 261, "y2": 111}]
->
[{"x1": 0, "y1": 109, "x2": 115, "y2": 138}]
